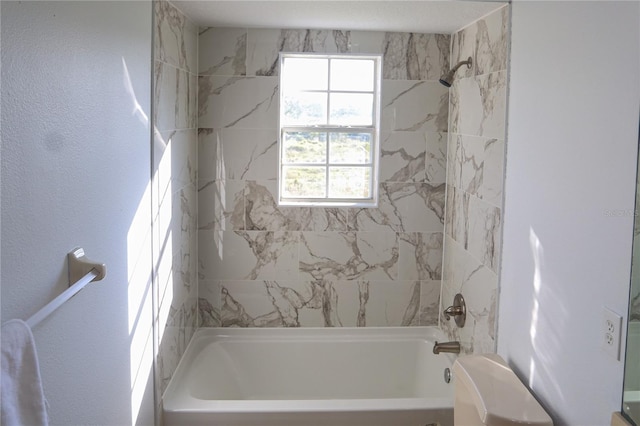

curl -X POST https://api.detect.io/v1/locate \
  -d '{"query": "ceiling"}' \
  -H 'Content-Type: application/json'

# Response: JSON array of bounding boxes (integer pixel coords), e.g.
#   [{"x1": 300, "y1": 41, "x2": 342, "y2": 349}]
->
[{"x1": 173, "y1": 1, "x2": 507, "y2": 34}]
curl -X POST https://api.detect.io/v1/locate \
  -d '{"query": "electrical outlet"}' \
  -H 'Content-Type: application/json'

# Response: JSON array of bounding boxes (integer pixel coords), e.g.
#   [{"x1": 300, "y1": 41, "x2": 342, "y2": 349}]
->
[{"x1": 602, "y1": 307, "x2": 623, "y2": 360}]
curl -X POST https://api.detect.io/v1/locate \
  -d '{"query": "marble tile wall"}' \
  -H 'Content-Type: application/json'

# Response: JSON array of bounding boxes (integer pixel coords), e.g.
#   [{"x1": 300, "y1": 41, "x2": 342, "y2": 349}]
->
[
  {"x1": 197, "y1": 28, "x2": 450, "y2": 328},
  {"x1": 152, "y1": 0, "x2": 198, "y2": 396},
  {"x1": 441, "y1": 5, "x2": 509, "y2": 354}
]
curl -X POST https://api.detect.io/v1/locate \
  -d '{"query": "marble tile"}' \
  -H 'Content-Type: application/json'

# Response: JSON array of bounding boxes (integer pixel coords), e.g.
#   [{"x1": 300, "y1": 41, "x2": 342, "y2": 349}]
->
[
  {"x1": 190, "y1": 24, "x2": 523, "y2": 334},
  {"x1": 199, "y1": 230, "x2": 299, "y2": 281},
  {"x1": 300, "y1": 231, "x2": 398, "y2": 282},
  {"x1": 476, "y1": 70, "x2": 507, "y2": 139},
  {"x1": 450, "y1": 22, "x2": 477, "y2": 80},
  {"x1": 444, "y1": 185, "x2": 455, "y2": 239},
  {"x1": 399, "y1": 232, "x2": 443, "y2": 281},
  {"x1": 349, "y1": 31, "x2": 385, "y2": 55},
  {"x1": 246, "y1": 28, "x2": 351, "y2": 76},
  {"x1": 338, "y1": 280, "x2": 422, "y2": 327},
  {"x1": 349, "y1": 182, "x2": 445, "y2": 233},
  {"x1": 199, "y1": 279, "x2": 426, "y2": 328},
  {"x1": 154, "y1": 0, "x2": 198, "y2": 73},
  {"x1": 478, "y1": 138, "x2": 504, "y2": 207},
  {"x1": 156, "y1": 182, "x2": 195, "y2": 253},
  {"x1": 185, "y1": 292, "x2": 199, "y2": 336},
  {"x1": 419, "y1": 280, "x2": 441, "y2": 326},
  {"x1": 198, "y1": 76, "x2": 279, "y2": 129},
  {"x1": 425, "y1": 132, "x2": 448, "y2": 184},
  {"x1": 245, "y1": 180, "x2": 347, "y2": 232},
  {"x1": 154, "y1": 61, "x2": 196, "y2": 132},
  {"x1": 438, "y1": 6, "x2": 508, "y2": 348},
  {"x1": 631, "y1": 293, "x2": 640, "y2": 321},
  {"x1": 446, "y1": 134, "x2": 460, "y2": 192},
  {"x1": 449, "y1": 134, "x2": 505, "y2": 207},
  {"x1": 198, "y1": 281, "x2": 222, "y2": 326},
  {"x1": 448, "y1": 134, "x2": 477, "y2": 193},
  {"x1": 444, "y1": 184, "x2": 470, "y2": 246},
  {"x1": 381, "y1": 32, "x2": 450, "y2": 81},
  {"x1": 202, "y1": 128, "x2": 278, "y2": 181},
  {"x1": 153, "y1": 0, "x2": 199, "y2": 398},
  {"x1": 302, "y1": 208, "x2": 349, "y2": 232},
  {"x1": 187, "y1": 237, "x2": 199, "y2": 316},
  {"x1": 157, "y1": 299, "x2": 197, "y2": 393},
  {"x1": 244, "y1": 180, "x2": 304, "y2": 231},
  {"x1": 379, "y1": 132, "x2": 426, "y2": 183},
  {"x1": 154, "y1": 129, "x2": 197, "y2": 202},
  {"x1": 171, "y1": 185, "x2": 198, "y2": 304},
  {"x1": 186, "y1": 72, "x2": 197, "y2": 129},
  {"x1": 475, "y1": 6, "x2": 509, "y2": 76},
  {"x1": 468, "y1": 197, "x2": 502, "y2": 273},
  {"x1": 441, "y1": 235, "x2": 498, "y2": 354},
  {"x1": 197, "y1": 128, "x2": 220, "y2": 182},
  {"x1": 218, "y1": 280, "x2": 323, "y2": 327},
  {"x1": 199, "y1": 27, "x2": 247, "y2": 76},
  {"x1": 197, "y1": 179, "x2": 244, "y2": 231},
  {"x1": 203, "y1": 279, "x2": 319, "y2": 327},
  {"x1": 381, "y1": 80, "x2": 448, "y2": 133},
  {"x1": 350, "y1": 30, "x2": 449, "y2": 80},
  {"x1": 157, "y1": 324, "x2": 180, "y2": 394},
  {"x1": 450, "y1": 70, "x2": 507, "y2": 139},
  {"x1": 155, "y1": 182, "x2": 196, "y2": 277},
  {"x1": 154, "y1": 61, "x2": 176, "y2": 133}
]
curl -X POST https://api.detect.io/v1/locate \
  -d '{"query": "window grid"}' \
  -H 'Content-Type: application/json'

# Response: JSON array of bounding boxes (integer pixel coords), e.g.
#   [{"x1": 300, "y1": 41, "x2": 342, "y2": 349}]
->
[{"x1": 279, "y1": 53, "x2": 381, "y2": 206}]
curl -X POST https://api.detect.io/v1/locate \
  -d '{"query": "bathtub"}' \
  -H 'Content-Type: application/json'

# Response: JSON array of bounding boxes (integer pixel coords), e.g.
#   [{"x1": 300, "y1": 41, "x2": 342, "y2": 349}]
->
[{"x1": 162, "y1": 327, "x2": 455, "y2": 426}]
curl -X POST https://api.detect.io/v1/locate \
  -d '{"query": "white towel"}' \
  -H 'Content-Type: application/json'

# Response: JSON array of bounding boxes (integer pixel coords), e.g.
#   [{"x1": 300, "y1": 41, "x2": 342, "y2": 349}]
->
[{"x1": 1, "y1": 319, "x2": 48, "y2": 426}]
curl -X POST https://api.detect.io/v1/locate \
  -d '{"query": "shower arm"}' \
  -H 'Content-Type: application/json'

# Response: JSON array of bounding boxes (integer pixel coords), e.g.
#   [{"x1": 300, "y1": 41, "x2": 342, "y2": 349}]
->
[{"x1": 452, "y1": 57, "x2": 472, "y2": 72}]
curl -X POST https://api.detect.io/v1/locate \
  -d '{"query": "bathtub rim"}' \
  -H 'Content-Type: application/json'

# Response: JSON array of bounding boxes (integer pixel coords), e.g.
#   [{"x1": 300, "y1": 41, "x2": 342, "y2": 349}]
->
[{"x1": 162, "y1": 326, "x2": 456, "y2": 414}]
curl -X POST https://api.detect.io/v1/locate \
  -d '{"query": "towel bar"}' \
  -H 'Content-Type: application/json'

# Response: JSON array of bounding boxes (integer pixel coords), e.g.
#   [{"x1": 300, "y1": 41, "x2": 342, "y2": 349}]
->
[{"x1": 24, "y1": 248, "x2": 106, "y2": 328}]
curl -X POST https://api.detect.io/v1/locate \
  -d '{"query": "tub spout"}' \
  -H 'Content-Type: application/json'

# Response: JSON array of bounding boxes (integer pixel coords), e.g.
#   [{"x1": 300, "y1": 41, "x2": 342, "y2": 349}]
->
[{"x1": 433, "y1": 341, "x2": 460, "y2": 354}]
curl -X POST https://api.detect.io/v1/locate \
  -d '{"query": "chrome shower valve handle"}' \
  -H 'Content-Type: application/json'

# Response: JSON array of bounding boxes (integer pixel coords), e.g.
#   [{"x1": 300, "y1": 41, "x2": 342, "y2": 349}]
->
[
  {"x1": 443, "y1": 293, "x2": 466, "y2": 327},
  {"x1": 443, "y1": 305, "x2": 464, "y2": 320}
]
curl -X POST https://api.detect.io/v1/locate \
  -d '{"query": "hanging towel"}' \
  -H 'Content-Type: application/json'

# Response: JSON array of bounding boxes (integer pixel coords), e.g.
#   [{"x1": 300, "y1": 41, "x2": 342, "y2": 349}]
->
[{"x1": 1, "y1": 319, "x2": 48, "y2": 426}]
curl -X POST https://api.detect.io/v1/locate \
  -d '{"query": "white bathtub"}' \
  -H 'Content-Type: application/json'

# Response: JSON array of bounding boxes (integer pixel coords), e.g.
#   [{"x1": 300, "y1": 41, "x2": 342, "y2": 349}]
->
[{"x1": 163, "y1": 327, "x2": 455, "y2": 426}]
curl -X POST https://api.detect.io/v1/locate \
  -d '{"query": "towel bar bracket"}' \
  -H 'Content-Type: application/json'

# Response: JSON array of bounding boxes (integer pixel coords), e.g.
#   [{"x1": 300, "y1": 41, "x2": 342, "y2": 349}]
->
[{"x1": 68, "y1": 247, "x2": 106, "y2": 285}]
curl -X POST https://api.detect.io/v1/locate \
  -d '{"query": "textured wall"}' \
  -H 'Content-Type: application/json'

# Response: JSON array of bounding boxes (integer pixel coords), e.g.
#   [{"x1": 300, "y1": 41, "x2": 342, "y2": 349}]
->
[
  {"x1": 441, "y1": 6, "x2": 509, "y2": 353},
  {"x1": 1, "y1": 2, "x2": 154, "y2": 424},
  {"x1": 498, "y1": 1, "x2": 639, "y2": 424},
  {"x1": 197, "y1": 28, "x2": 450, "y2": 327},
  {"x1": 152, "y1": 0, "x2": 199, "y2": 396}
]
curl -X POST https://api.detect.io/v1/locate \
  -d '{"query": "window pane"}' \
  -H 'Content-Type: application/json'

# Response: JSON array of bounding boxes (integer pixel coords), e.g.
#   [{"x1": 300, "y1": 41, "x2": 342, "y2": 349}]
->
[
  {"x1": 282, "y1": 132, "x2": 327, "y2": 164},
  {"x1": 330, "y1": 59, "x2": 374, "y2": 92},
  {"x1": 282, "y1": 166, "x2": 327, "y2": 198},
  {"x1": 329, "y1": 133, "x2": 372, "y2": 164},
  {"x1": 282, "y1": 57, "x2": 328, "y2": 91},
  {"x1": 329, "y1": 93, "x2": 373, "y2": 126},
  {"x1": 328, "y1": 167, "x2": 372, "y2": 198},
  {"x1": 282, "y1": 92, "x2": 328, "y2": 125}
]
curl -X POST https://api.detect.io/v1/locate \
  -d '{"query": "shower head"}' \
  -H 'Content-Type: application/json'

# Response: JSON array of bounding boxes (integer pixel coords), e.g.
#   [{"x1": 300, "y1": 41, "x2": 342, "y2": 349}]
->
[{"x1": 439, "y1": 57, "x2": 473, "y2": 87}]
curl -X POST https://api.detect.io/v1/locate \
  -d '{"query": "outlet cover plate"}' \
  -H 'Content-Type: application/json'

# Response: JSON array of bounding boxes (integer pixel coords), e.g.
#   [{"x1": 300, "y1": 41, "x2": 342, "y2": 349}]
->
[{"x1": 602, "y1": 307, "x2": 623, "y2": 360}]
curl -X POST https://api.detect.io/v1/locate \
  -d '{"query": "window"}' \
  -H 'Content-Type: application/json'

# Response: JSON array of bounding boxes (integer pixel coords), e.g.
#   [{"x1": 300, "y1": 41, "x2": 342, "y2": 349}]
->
[{"x1": 278, "y1": 53, "x2": 382, "y2": 206}]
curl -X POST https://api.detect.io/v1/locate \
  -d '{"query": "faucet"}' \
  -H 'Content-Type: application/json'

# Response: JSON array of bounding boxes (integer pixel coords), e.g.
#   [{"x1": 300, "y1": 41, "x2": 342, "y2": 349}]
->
[{"x1": 433, "y1": 341, "x2": 461, "y2": 354}]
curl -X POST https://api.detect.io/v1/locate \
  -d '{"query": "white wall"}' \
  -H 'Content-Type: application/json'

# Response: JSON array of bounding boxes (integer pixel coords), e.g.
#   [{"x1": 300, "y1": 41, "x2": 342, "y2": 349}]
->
[
  {"x1": 499, "y1": 2, "x2": 640, "y2": 425},
  {"x1": 1, "y1": 2, "x2": 154, "y2": 425}
]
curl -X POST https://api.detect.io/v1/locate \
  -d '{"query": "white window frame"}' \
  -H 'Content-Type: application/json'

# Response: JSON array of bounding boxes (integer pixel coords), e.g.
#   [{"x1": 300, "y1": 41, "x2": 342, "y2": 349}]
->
[{"x1": 278, "y1": 53, "x2": 382, "y2": 207}]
